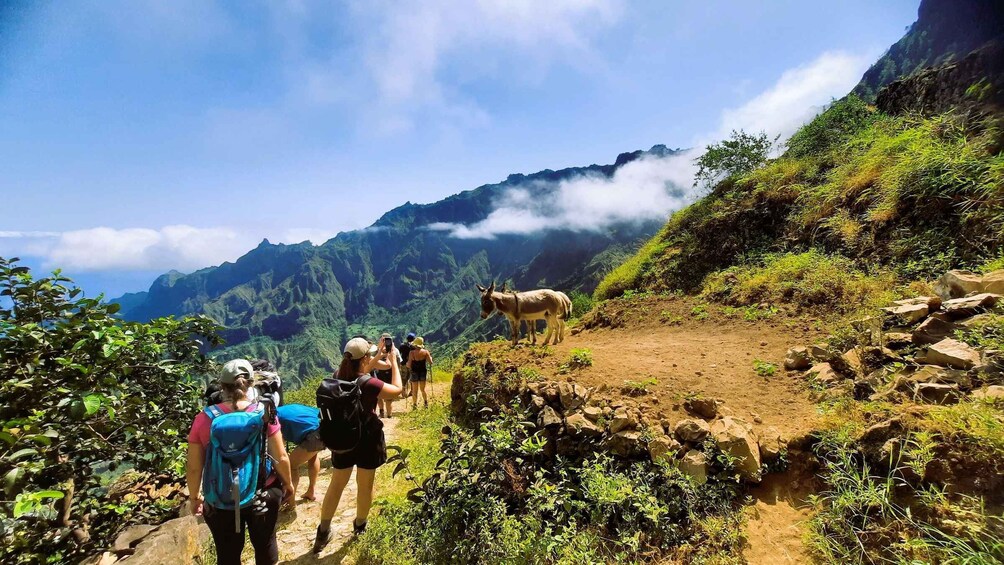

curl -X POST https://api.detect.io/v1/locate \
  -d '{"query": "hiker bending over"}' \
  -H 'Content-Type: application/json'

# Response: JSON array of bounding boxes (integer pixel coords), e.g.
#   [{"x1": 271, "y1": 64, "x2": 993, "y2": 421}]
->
[
  {"x1": 186, "y1": 359, "x2": 295, "y2": 565},
  {"x1": 406, "y1": 337, "x2": 433, "y2": 409},
  {"x1": 313, "y1": 337, "x2": 402, "y2": 553},
  {"x1": 276, "y1": 403, "x2": 323, "y2": 501}
]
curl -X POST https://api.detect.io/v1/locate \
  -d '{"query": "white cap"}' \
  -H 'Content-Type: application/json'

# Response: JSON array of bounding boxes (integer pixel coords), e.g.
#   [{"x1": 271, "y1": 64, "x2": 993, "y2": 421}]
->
[{"x1": 344, "y1": 337, "x2": 377, "y2": 360}]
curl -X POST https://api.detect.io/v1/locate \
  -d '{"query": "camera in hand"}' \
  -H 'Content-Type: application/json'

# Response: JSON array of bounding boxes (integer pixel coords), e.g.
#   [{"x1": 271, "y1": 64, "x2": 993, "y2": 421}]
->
[{"x1": 385, "y1": 339, "x2": 393, "y2": 352}]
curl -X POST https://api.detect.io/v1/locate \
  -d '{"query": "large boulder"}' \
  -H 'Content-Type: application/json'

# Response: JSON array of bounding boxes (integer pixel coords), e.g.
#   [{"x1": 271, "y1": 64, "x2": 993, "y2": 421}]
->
[
  {"x1": 972, "y1": 385, "x2": 1004, "y2": 401},
  {"x1": 783, "y1": 347, "x2": 812, "y2": 371},
  {"x1": 673, "y1": 418, "x2": 711, "y2": 443},
  {"x1": 565, "y1": 413, "x2": 603, "y2": 437},
  {"x1": 538, "y1": 406, "x2": 563, "y2": 430},
  {"x1": 113, "y1": 524, "x2": 157, "y2": 556},
  {"x1": 609, "y1": 408, "x2": 637, "y2": 434},
  {"x1": 934, "y1": 270, "x2": 984, "y2": 299},
  {"x1": 912, "y1": 316, "x2": 960, "y2": 345},
  {"x1": 558, "y1": 382, "x2": 589, "y2": 411},
  {"x1": 983, "y1": 270, "x2": 1004, "y2": 295},
  {"x1": 758, "y1": 426, "x2": 784, "y2": 463},
  {"x1": 807, "y1": 362, "x2": 840, "y2": 385},
  {"x1": 606, "y1": 430, "x2": 644, "y2": 457},
  {"x1": 678, "y1": 449, "x2": 708, "y2": 485},
  {"x1": 916, "y1": 338, "x2": 983, "y2": 370},
  {"x1": 941, "y1": 293, "x2": 1001, "y2": 319},
  {"x1": 711, "y1": 416, "x2": 761, "y2": 483},
  {"x1": 893, "y1": 296, "x2": 942, "y2": 311},
  {"x1": 648, "y1": 434, "x2": 682, "y2": 464},
  {"x1": 122, "y1": 516, "x2": 210, "y2": 565}
]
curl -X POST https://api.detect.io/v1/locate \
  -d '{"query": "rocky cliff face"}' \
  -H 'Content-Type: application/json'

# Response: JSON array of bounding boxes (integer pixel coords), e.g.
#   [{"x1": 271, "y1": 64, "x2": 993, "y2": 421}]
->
[{"x1": 853, "y1": 0, "x2": 1004, "y2": 101}]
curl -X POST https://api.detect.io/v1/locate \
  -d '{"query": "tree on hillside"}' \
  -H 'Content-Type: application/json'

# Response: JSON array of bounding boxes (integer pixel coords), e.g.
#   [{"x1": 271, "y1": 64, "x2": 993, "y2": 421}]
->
[
  {"x1": 693, "y1": 130, "x2": 776, "y2": 191},
  {"x1": 0, "y1": 257, "x2": 221, "y2": 564}
]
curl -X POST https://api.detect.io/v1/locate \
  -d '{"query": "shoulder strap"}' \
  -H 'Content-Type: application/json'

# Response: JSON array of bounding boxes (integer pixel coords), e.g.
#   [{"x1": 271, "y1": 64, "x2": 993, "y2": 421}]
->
[
  {"x1": 355, "y1": 375, "x2": 372, "y2": 387},
  {"x1": 204, "y1": 405, "x2": 224, "y2": 420}
]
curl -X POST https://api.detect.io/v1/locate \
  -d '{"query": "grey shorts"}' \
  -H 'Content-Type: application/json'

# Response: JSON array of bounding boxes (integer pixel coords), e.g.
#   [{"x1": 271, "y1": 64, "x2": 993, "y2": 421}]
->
[{"x1": 297, "y1": 429, "x2": 325, "y2": 453}]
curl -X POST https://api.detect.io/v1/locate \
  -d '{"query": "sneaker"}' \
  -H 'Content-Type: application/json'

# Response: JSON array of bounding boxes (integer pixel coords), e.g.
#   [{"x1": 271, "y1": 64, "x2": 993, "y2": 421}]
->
[
  {"x1": 378, "y1": 408, "x2": 385, "y2": 418},
  {"x1": 312, "y1": 527, "x2": 332, "y2": 554},
  {"x1": 353, "y1": 519, "x2": 367, "y2": 536}
]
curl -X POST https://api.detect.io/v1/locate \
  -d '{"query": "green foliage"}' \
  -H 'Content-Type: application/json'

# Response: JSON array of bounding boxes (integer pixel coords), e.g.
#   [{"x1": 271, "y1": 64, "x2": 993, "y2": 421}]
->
[
  {"x1": 568, "y1": 291, "x2": 594, "y2": 319},
  {"x1": 751, "y1": 359, "x2": 776, "y2": 378},
  {"x1": 702, "y1": 250, "x2": 896, "y2": 313},
  {"x1": 281, "y1": 374, "x2": 326, "y2": 407},
  {"x1": 693, "y1": 130, "x2": 776, "y2": 191},
  {"x1": 622, "y1": 378, "x2": 658, "y2": 396},
  {"x1": 785, "y1": 95, "x2": 877, "y2": 159},
  {"x1": 564, "y1": 349, "x2": 593, "y2": 370},
  {"x1": 954, "y1": 314, "x2": 1004, "y2": 352},
  {"x1": 690, "y1": 304, "x2": 709, "y2": 320},
  {"x1": 0, "y1": 258, "x2": 221, "y2": 564},
  {"x1": 594, "y1": 234, "x2": 666, "y2": 300}
]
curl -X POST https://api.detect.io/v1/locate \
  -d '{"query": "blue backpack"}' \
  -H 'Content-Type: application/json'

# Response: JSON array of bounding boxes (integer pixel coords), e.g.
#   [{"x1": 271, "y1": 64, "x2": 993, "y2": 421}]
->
[
  {"x1": 276, "y1": 404, "x2": 320, "y2": 445},
  {"x1": 202, "y1": 403, "x2": 271, "y2": 532}
]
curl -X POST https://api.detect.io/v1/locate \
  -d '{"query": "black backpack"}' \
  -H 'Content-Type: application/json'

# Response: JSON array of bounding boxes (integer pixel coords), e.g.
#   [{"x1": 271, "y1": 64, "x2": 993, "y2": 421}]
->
[{"x1": 316, "y1": 375, "x2": 373, "y2": 454}]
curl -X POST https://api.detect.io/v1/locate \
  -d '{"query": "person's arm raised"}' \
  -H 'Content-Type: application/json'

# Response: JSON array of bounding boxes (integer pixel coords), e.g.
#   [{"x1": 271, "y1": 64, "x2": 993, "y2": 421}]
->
[{"x1": 378, "y1": 345, "x2": 403, "y2": 398}]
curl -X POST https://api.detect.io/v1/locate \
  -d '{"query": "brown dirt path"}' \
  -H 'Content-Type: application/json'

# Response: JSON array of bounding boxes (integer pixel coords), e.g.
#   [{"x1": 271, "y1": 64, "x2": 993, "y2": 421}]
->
[{"x1": 544, "y1": 296, "x2": 826, "y2": 564}]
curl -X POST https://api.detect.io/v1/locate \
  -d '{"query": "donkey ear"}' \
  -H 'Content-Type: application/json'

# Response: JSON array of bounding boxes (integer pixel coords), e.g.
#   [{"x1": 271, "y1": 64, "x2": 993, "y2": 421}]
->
[
  {"x1": 488, "y1": 281, "x2": 495, "y2": 293},
  {"x1": 476, "y1": 284, "x2": 486, "y2": 293},
  {"x1": 500, "y1": 282, "x2": 508, "y2": 292}
]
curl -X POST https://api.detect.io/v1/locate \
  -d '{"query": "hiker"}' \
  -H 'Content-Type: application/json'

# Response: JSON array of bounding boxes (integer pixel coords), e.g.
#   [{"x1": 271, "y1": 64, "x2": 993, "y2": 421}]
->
[
  {"x1": 186, "y1": 359, "x2": 295, "y2": 565},
  {"x1": 312, "y1": 337, "x2": 402, "y2": 553},
  {"x1": 398, "y1": 332, "x2": 416, "y2": 398},
  {"x1": 406, "y1": 337, "x2": 433, "y2": 409},
  {"x1": 275, "y1": 403, "x2": 323, "y2": 501},
  {"x1": 373, "y1": 332, "x2": 402, "y2": 418}
]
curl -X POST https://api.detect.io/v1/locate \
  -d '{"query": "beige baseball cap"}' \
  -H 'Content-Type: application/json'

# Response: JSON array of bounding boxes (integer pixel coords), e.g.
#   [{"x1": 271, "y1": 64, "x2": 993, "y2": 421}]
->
[
  {"x1": 220, "y1": 359, "x2": 254, "y2": 384},
  {"x1": 344, "y1": 337, "x2": 378, "y2": 360}
]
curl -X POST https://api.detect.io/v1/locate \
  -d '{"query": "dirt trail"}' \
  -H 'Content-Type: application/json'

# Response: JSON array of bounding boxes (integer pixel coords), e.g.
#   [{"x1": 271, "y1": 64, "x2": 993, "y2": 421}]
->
[
  {"x1": 546, "y1": 296, "x2": 827, "y2": 563},
  {"x1": 248, "y1": 411, "x2": 403, "y2": 564}
]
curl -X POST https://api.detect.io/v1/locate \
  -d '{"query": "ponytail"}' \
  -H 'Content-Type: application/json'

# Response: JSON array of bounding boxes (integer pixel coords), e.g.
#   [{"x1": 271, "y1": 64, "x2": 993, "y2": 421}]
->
[
  {"x1": 220, "y1": 375, "x2": 251, "y2": 402},
  {"x1": 336, "y1": 352, "x2": 362, "y2": 380}
]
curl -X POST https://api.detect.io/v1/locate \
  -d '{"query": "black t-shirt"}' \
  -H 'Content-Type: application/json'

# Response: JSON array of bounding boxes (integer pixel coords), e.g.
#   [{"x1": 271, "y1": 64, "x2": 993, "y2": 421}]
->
[{"x1": 399, "y1": 342, "x2": 414, "y2": 362}]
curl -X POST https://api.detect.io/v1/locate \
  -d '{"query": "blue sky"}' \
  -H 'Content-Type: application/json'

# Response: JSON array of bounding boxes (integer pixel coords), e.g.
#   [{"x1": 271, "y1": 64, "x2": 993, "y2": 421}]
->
[{"x1": 0, "y1": 0, "x2": 918, "y2": 297}]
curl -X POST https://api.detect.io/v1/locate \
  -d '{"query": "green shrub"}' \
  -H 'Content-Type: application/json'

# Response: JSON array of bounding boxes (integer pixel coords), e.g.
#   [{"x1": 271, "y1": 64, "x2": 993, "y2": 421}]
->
[
  {"x1": 565, "y1": 348, "x2": 593, "y2": 370},
  {"x1": 594, "y1": 235, "x2": 666, "y2": 300},
  {"x1": 701, "y1": 250, "x2": 896, "y2": 312},
  {"x1": 785, "y1": 95, "x2": 877, "y2": 159},
  {"x1": 752, "y1": 359, "x2": 776, "y2": 378},
  {"x1": 0, "y1": 258, "x2": 221, "y2": 564},
  {"x1": 568, "y1": 291, "x2": 594, "y2": 319},
  {"x1": 281, "y1": 374, "x2": 325, "y2": 406}
]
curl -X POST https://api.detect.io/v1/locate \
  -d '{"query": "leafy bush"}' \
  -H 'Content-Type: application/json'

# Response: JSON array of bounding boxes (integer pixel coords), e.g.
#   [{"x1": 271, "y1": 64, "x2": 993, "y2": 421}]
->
[
  {"x1": 701, "y1": 250, "x2": 896, "y2": 312},
  {"x1": 954, "y1": 314, "x2": 1004, "y2": 352},
  {"x1": 0, "y1": 258, "x2": 220, "y2": 564},
  {"x1": 565, "y1": 349, "x2": 593, "y2": 370},
  {"x1": 693, "y1": 129, "x2": 777, "y2": 191},
  {"x1": 568, "y1": 291, "x2": 594, "y2": 319},
  {"x1": 752, "y1": 359, "x2": 776, "y2": 378}
]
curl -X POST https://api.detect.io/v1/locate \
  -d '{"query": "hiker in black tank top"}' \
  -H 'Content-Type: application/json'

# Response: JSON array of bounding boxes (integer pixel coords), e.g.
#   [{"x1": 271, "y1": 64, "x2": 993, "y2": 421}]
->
[{"x1": 406, "y1": 337, "x2": 433, "y2": 410}]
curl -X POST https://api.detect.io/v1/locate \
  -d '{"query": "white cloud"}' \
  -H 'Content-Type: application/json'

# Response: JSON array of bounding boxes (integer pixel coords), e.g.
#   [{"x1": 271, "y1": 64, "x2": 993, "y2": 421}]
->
[
  {"x1": 433, "y1": 49, "x2": 874, "y2": 240},
  {"x1": 714, "y1": 50, "x2": 875, "y2": 142},
  {"x1": 0, "y1": 225, "x2": 342, "y2": 272}
]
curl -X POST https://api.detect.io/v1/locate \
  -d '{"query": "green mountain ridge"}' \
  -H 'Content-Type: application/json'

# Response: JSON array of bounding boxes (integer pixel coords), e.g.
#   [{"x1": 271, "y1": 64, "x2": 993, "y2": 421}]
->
[{"x1": 117, "y1": 146, "x2": 681, "y2": 384}]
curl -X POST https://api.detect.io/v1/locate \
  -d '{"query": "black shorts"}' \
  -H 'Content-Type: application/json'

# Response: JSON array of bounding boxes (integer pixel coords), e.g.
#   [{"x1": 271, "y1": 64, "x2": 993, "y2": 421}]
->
[
  {"x1": 410, "y1": 370, "x2": 427, "y2": 382},
  {"x1": 330, "y1": 418, "x2": 387, "y2": 470},
  {"x1": 376, "y1": 371, "x2": 392, "y2": 384}
]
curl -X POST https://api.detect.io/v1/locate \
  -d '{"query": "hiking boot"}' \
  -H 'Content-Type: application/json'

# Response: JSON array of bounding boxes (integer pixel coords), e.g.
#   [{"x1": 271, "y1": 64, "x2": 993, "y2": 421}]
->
[
  {"x1": 378, "y1": 407, "x2": 385, "y2": 418},
  {"x1": 353, "y1": 519, "x2": 367, "y2": 536},
  {"x1": 312, "y1": 527, "x2": 332, "y2": 554}
]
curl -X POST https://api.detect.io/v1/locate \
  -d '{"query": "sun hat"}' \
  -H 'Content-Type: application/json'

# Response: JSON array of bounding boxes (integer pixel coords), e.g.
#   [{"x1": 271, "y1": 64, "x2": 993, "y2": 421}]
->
[
  {"x1": 220, "y1": 359, "x2": 254, "y2": 385},
  {"x1": 380, "y1": 332, "x2": 393, "y2": 340},
  {"x1": 413, "y1": 337, "x2": 425, "y2": 348},
  {"x1": 406, "y1": 332, "x2": 416, "y2": 341},
  {"x1": 345, "y1": 337, "x2": 378, "y2": 360}
]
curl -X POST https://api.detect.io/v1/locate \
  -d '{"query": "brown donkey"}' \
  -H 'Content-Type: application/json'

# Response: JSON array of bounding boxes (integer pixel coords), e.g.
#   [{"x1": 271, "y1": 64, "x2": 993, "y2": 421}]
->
[{"x1": 476, "y1": 282, "x2": 565, "y2": 346}]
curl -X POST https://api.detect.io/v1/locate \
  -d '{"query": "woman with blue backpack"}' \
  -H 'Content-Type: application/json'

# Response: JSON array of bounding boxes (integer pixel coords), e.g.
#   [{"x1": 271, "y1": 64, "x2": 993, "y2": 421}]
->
[
  {"x1": 275, "y1": 403, "x2": 324, "y2": 501},
  {"x1": 312, "y1": 337, "x2": 403, "y2": 554},
  {"x1": 186, "y1": 359, "x2": 295, "y2": 565}
]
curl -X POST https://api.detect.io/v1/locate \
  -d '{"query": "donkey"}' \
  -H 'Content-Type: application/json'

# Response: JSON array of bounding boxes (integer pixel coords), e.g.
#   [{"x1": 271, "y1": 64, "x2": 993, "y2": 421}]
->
[
  {"x1": 503, "y1": 284, "x2": 573, "y2": 345},
  {"x1": 476, "y1": 282, "x2": 564, "y2": 346}
]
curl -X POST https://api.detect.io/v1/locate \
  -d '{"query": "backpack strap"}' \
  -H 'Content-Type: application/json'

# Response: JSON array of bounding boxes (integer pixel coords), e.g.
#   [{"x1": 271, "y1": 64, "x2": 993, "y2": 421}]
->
[{"x1": 204, "y1": 405, "x2": 224, "y2": 421}]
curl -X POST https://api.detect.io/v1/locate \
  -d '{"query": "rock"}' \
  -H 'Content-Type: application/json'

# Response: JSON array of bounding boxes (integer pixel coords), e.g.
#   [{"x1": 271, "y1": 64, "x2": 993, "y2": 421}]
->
[
  {"x1": 528, "y1": 394, "x2": 546, "y2": 412},
  {"x1": 916, "y1": 338, "x2": 982, "y2": 370},
  {"x1": 582, "y1": 406, "x2": 602, "y2": 422},
  {"x1": 80, "y1": 552, "x2": 118, "y2": 565},
  {"x1": 678, "y1": 449, "x2": 708, "y2": 485},
  {"x1": 941, "y1": 293, "x2": 1001, "y2": 319},
  {"x1": 751, "y1": 412, "x2": 763, "y2": 424},
  {"x1": 883, "y1": 332, "x2": 913, "y2": 349},
  {"x1": 673, "y1": 418, "x2": 711, "y2": 443},
  {"x1": 565, "y1": 413, "x2": 603, "y2": 437},
  {"x1": 609, "y1": 408, "x2": 637, "y2": 434},
  {"x1": 783, "y1": 347, "x2": 812, "y2": 370},
  {"x1": 898, "y1": 365, "x2": 972, "y2": 389},
  {"x1": 894, "y1": 296, "x2": 942, "y2": 311},
  {"x1": 606, "y1": 430, "x2": 644, "y2": 457},
  {"x1": 807, "y1": 362, "x2": 840, "y2": 385},
  {"x1": 648, "y1": 435, "x2": 682, "y2": 464},
  {"x1": 912, "y1": 316, "x2": 960, "y2": 345},
  {"x1": 808, "y1": 343, "x2": 834, "y2": 362},
  {"x1": 880, "y1": 438, "x2": 903, "y2": 462},
  {"x1": 558, "y1": 382, "x2": 588, "y2": 411},
  {"x1": 758, "y1": 426, "x2": 783, "y2": 462},
  {"x1": 538, "y1": 406, "x2": 563, "y2": 429},
  {"x1": 971, "y1": 385, "x2": 1004, "y2": 401},
  {"x1": 125, "y1": 516, "x2": 210, "y2": 565},
  {"x1": 711, "y1": 417, "x2": 761, "y2": 482},
  {"x1": 854, "y1": 370, "x2": 886, "y2": 400},
  {"x1": 934, "y1": 270, "x2": 984, "y2": 299},
  {"x1": 860, "y1": 418, "x2": 903, "y2": 443},
  {"x1": 956, "y1": 313, "x2": 994, "y2": 330},
  {"x1": 683, "y1": 396, "x2": 720, "y2": 419},
  {"x1": 113, "y1": 524, "x2": 158, "y2": 556},
  {"x1": 983, "y1": 270, "x2": 1004, "y2": 295},
  {"x1": 881, "y1": 303, "x2": 929, "y2": 325},
  {"x1": 857, "y1": 346, "x2": 902, "y2": 372},
  {"x1": 914, "y1": 382, "x2": 961, "y2": 405},
  {"x1": 760, "y1": 341, "x2": 768, "y2": 347}
]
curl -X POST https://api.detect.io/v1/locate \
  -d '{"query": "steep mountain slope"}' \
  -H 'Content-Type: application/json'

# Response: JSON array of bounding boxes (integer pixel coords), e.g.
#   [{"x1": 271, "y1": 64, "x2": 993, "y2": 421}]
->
[
  {"x1": 852, "y1": 0, "x2": 1004, "y2": 100},
  {"x1": 118, "y1": 146, "x2": 679, "y2": 383}
]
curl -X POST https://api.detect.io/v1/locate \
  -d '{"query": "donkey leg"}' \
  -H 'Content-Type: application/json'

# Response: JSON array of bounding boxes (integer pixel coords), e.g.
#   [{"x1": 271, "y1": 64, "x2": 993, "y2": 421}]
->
[{"x1": 529, "y1": 320, "x2": 537, "y2": 345}]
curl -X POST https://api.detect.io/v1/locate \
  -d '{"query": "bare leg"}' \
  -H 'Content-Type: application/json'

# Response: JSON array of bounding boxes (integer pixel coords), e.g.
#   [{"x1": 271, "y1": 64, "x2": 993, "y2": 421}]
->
[
  {"x1": 419, "y1": 380, "x2": 428, "y2": 407},
  {"x1": 306, "y1": 453, "x2": 320, "y2": 500},
  {"x1": 320, "y1": 467, "x2": 353, "y2": 521},
  {"x1": 355, "y1": 468, "x2": 376, "y2": 524},
  {"x1": 386, "y1": 397, "x2": 393, "y2": 418},
  {"x1": 289, "y1": 445, "x2": 317, "y2": 496},
  {"x1": 411, "y1": 381, "x2": 419, "y2": 409}
]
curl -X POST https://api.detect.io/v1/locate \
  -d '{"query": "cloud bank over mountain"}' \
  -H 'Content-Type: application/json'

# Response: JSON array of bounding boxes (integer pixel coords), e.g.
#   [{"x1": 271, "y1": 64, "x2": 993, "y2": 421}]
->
[{"x1": 430, "y1": 49, "x2": 873, "y2": 240}]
